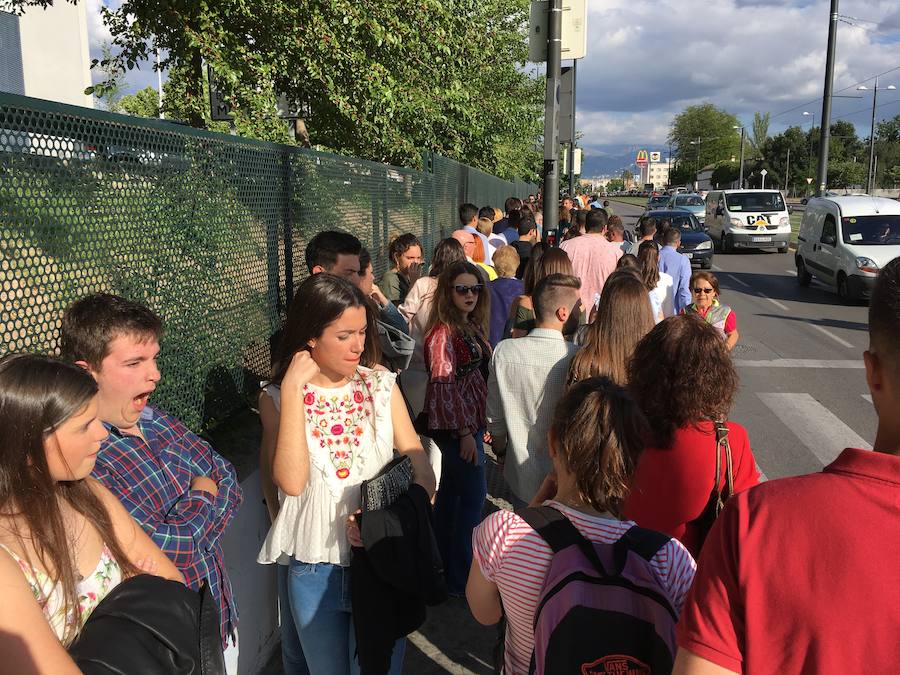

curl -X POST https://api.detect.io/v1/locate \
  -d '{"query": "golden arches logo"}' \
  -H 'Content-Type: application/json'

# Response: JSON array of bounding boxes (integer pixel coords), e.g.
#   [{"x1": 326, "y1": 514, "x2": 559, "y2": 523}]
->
[{"x1": 636, "y1": 150, "x2": 649, "y2": 166}]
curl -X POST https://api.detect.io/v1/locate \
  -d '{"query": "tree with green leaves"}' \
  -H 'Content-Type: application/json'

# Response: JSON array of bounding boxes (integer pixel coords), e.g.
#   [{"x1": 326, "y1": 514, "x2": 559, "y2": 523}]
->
[
  {"x1": 93, "y1": 42, "x2": 126, "y2": 113},
  {"x1": 668, "y1": 104, "x2": 741, "y2": 177},
  {"x1": 11, "y1": 0, "x2": 543, "y2": 181},
  {"x1": 749, "y1": 111, "x2": 770, "y2": 159},
  {"x1": 118, "y1": 86, "x2": 161, "y2": 118}
]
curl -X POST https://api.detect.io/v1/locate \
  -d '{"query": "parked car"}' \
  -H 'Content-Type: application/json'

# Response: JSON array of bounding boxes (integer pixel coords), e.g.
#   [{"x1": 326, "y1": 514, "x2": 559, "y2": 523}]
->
[
  {"x1": 636, "y1": 210, "x2": 713, "y2": 269},
  {"x1": 795, "y1": 195, "x2": 900, "y2": 301},
  {"x1": 667, "y1": 193, "x2": 707, "y2": 224},
  {"x1": 706, "y1": 189, "x2": 791, "y2": 253},
  {"x1": 646, "y1": 195, "x2": 670, "y2": 211}
]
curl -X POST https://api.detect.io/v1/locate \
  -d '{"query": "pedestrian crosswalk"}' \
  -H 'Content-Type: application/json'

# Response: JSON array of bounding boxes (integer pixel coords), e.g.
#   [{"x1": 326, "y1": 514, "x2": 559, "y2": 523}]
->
[{"x1": 755, "y1": 392, "x2": 873, "y2": 476}]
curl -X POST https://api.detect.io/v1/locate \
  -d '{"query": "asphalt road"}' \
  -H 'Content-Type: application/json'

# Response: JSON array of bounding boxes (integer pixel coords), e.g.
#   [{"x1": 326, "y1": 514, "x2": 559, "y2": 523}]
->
[{"x1": 612, "y1": 200, "x2": 876, "y2": 480}]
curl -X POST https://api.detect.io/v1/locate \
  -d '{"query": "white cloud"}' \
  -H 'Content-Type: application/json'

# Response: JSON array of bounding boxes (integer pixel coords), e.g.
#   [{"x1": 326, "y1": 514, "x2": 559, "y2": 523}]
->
[
  {"x1": 573, "y1": 0, "x2": 900, "y2": 149},
  {"x1": 85, "y1": 0, "x2": 163, "y2": 95}
]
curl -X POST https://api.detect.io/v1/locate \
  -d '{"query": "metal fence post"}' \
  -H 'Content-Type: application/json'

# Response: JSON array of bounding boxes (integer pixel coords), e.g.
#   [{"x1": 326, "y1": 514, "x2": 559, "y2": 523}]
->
[{"x1": 282, "y1": 149, "x2": 295, "y2": 309}]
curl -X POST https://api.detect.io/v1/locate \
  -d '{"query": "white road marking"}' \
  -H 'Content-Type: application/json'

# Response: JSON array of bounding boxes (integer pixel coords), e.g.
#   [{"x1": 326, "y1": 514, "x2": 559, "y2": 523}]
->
[
  {"x1": 734, "y1": 359, "x2": 864, "y2": 368},
  {"x1": 808, "y1": 323, "x2": 855, "y2": 349},
  {"x1": 862, "y1": 394, "x2": 873, "y2": 404},
  {"x1": 756, "y1": 462, "x2": 768, "y2": 482},
  {"x1": 761, "y1": 294, "x2": 790, "y2": 311},
  {"x1": 786, "y1": 269, "x2": 797, "y2": 276},
  {"x1": 407, "y1": 632, "x2": 480, "y2": 674},
  {"x1": 711, "y1": 264, "x2": 723, "y2": 272},
  {"x1": 758, "y1": 393, "x2": 871, "y2": 466},
  {"x1": 724, "y1": 273, "x2": 750, "y2": 288}
]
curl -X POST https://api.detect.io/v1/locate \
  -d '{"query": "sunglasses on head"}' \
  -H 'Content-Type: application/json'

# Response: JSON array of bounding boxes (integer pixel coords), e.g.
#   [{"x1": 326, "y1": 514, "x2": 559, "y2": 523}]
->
[
  {"x1": 693, "y1": 287, "x2": 715, "y2": 294},
  {"x1": 454, "y1": 284, "x2": 483, "y2": 296}
]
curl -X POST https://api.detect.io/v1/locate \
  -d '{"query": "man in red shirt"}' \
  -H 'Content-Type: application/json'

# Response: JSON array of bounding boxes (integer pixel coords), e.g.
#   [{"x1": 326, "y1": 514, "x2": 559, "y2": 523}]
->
[{"x1": 673, "y1": 257, "x2": 900, "y2": 674}]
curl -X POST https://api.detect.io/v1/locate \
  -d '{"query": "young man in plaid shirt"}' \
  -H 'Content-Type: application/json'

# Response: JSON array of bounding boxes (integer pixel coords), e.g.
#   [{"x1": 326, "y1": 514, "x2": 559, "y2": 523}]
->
[{"x1": 61, "y1": 294, "x2": 243, "y2": 671}]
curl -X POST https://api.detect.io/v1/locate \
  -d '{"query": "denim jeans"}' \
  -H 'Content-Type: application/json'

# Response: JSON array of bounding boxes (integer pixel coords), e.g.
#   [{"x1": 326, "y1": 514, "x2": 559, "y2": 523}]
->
[
  {"x1": 278, "y1": 564, "x2": 309, "y2": 675},
  {"x1": 287, "y1": 560, "x2": 405, "y2": 675},
  {"x1": 432, "y1": 431, "x2": 487, "y2": 595}
]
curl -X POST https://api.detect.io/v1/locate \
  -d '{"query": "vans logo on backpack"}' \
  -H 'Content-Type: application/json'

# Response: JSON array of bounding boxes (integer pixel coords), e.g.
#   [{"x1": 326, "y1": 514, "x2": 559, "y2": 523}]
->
[
  {"x1": 519, "y1": 506, "x2": 677, "y2": 675},
  {"x1": 582, "y1": 655, "x2": 651, "y2": 675}
]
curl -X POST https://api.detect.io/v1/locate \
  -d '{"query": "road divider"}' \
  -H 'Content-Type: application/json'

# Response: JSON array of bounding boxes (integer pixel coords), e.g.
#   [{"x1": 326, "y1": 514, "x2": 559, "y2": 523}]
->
[{"x1": 734, "y1": 359, "x2": 864, "y2": 368}]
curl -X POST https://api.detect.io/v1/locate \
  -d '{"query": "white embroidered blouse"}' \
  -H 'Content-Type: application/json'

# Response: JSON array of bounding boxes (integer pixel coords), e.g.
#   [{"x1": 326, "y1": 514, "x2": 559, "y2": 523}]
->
[{"x1": 257, "y1": 367, "x2": 396, "y2": 567}]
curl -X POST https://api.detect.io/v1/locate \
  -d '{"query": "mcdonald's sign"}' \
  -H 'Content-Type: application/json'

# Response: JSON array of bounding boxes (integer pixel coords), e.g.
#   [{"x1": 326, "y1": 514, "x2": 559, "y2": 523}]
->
[{"x1": 636, "y1": 150, "x2": 649, "y2": 167}]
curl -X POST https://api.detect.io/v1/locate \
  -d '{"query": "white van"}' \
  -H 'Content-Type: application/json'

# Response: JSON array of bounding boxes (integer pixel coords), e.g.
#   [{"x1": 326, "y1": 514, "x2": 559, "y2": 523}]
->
[
  {"x1": 706, "y1": 189, "x2": 792, "y2": 253},
  {"x1": 795, "y1": 196, "x2": 900, "y2": 300}
]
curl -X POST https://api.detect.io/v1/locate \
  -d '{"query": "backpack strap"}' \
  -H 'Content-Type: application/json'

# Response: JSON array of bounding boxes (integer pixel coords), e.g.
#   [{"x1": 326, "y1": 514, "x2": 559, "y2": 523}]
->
[
  {"x1": 518, "y1": 506, "x2": 609, "y2": 577},
  {"x1": 613, "y1": 525, "x2": 672, "y2": 574}
]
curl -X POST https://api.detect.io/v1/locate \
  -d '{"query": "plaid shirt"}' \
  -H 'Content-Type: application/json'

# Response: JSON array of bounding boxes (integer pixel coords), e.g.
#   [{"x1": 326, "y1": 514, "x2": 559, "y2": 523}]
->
[{"x1": 92, "y1": 406, "x2": 242, "y2": 647}]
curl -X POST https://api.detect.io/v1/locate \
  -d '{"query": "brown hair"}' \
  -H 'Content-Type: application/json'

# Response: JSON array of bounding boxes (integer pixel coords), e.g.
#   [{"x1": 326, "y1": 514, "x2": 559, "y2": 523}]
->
[
  {"x1": 0, "y1": 354, "x2": 137, "y2": 645},
  {"x1": 61, "y1": 294, "x2": 162, "y2": 369},
  {"x1": 388, "y1": 233, "x2": 422, "y2": 269},
  {"x1": 627, "y1": 314, "x2": 738, "y2": 447},
  {"x1": 551, "y1": 377, "x2": 648, "y2": 515},
  {"x1": 689, "y1": 270, "x2": 720, "y2": 297},
  {"x1": 428, "y1": 238, "x2": 466, "y2": 278},
  {"x1": 532, "y1": 273, "x2": 581, "y2": 323},
  {"x1": 427, "y1": 261, "x2": 490, "y2": 337},
  {"x1": 568, "y1": 274, "x2": 654, "y2": 386},
  {"x1": 521, "y1": 242, "x2": 546, "y2": 294},
  {"x1": 524, "y1": 247, "x2": 573, "y2": 295},
  {"x1": 617, "y1": 254, "x2": 639, "y2": 271},
  {"x1": 492, "y1": 245, "x2": 520, "y2": 278},
  {"x1": 638, "y1": 240, "x2": 661, "y2": 291},
  {"x1": 869, "y1": 256, "x2": 900, "y2": 368}
]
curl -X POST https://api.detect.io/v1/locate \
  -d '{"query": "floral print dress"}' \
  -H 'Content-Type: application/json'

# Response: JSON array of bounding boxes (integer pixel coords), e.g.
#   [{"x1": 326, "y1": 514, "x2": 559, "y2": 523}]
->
[{"x1": 0, "y1": 543, "x2": 122, "y2": 645}]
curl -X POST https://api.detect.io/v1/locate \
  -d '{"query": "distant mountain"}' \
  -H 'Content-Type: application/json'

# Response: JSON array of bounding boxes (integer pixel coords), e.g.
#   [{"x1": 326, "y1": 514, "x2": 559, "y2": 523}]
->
[{"x1": 579, "y1": 149, "x2": 643, "y2": 178}]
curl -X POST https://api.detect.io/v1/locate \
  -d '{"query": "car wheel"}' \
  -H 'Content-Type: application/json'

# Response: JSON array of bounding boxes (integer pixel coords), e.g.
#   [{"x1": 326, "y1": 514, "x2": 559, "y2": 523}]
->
[
  {"x1": 721, "y1": 233, "x2": 733, "y2": 253},
  {"x1": 837, "y1": 273, "x2": 853, "y2": 302},
  {"x1": 778, "y1": 245, "x2": 789, "y2": 254},
  {"x1": 796, "y1": 258, "x2": 812, "y2": 286}
]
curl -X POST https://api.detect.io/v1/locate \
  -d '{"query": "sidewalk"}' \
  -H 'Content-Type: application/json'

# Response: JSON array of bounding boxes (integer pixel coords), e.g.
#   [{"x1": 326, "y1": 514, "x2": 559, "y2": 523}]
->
[{"x1": 261, "y1": 449, "x2": 515, "y2": 674}]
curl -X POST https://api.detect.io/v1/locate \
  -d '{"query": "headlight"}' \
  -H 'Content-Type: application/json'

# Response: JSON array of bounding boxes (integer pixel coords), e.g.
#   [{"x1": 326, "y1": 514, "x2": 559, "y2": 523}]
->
[
  {"x1": 696, "y1": 240, "x2": 712, "y2": 250},
  {"x1": 779, "y1": 216, "x2": 790, "y2": 226},
  {"x1": 730, "y1": 218, "x2": 743, "y2": 228},
  {"x1": 856, "y1": 257, "x2": 879, "y2": 273}
]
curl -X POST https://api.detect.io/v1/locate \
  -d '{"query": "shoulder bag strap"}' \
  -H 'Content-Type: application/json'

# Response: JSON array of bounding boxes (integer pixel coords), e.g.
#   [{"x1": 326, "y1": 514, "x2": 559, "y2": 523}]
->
[{"x1": 714, "y1": 421, "x2": 734, "y2": 508}]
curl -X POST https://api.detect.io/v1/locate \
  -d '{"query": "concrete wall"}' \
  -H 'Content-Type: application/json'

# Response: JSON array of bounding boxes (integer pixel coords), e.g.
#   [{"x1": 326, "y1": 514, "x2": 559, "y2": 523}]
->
[
  {"x1": 221, "y1": 470, "x2": 281, "y2": 674},
  {"x1": 17, "y1": 2, "x2": 93, "y2": 107}
]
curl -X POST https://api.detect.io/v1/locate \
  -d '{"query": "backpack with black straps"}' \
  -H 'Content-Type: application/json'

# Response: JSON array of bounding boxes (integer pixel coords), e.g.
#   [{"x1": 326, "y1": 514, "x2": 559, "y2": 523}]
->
[{"x1": 518, "y1": 506, "x2": 678, "y2": 675}]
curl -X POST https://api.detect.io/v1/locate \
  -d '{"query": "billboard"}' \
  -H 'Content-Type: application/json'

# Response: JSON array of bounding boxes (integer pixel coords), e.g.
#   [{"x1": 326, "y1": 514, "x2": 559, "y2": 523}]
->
[
  {"x1": 650, "y1": 151, "x2": 661, "y2": 162},
  {"x1": 636, "y1": 149, "x2": 649, "y2": 167}
]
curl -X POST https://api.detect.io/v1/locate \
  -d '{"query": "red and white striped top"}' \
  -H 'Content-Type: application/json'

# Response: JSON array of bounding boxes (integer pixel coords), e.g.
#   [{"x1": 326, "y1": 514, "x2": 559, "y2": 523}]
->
[{"x1": 472, "y1": 501, "x2": 697, "y2": 675}]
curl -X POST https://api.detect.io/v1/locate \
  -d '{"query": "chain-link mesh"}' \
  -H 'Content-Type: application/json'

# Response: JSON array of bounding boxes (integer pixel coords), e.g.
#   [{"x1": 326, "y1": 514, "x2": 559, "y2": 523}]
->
[{"x1": 0, "y1": 92, "x2": 536, "y2": 430}]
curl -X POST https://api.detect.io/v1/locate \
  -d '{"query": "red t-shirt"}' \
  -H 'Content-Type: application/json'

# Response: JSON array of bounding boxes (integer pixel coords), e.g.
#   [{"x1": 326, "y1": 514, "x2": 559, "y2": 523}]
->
[
  {"x1": 677, "y1": 448, "x2": 900, "y2": 673},
  {"x1": 622, "y1": 421, "x2": 759, "y2": 558}
]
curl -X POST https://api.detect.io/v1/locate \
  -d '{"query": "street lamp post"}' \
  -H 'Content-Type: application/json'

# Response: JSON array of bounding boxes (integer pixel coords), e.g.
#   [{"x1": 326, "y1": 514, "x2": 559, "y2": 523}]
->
[
  {"x1": 802, "y1": 111, "x2": 815, "y2": 176},
  {"x1": 857, "y1": 78, "x2": 896, "y2": 194},
  {"x1": 689, "y1": 137, "x2": 701, "y2": 188},
  {"x1": 733, "y1": 125, "x2": 745, "y2": 188}
]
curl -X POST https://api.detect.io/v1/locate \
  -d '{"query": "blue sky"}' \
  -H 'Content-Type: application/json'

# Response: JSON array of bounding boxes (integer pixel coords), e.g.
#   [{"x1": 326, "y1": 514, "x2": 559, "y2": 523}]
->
[{"x1": 85, "y1": 0, "x2": 900, "y2": 164}]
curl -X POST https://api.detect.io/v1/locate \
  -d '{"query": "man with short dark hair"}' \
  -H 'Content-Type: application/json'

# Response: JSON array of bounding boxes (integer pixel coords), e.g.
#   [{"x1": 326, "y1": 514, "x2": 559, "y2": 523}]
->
[
  {"x1": 512, "y1": 216, "x2": 538, "y2": 278},
  {"x1": 606, "y1": 216, "x2": 629, "y2": 254},
  {"x1": 487, "y1": 273, "x2": 581, "y2": 507},
  {"x1": 560, "y1": 209, "x2": 622, "y2": 312},
  {"x1": 673, "y1": 257, "x2": 900, "y2": 675},
  {"x1": 495, "y1": 197, "x2": 523, "y2": 243},
  {"x1": 460, "y1": 202, "x2": 493, "y2": 264},
  {"x1": 659, "y1": 227, "x2": 691, "y2": 312},
  {"x1": 304, "y1": 230, "x2": 362, "y2": 280},
  {"x1": 60, "y1": 294, "x2": 242, "y2": 669}
]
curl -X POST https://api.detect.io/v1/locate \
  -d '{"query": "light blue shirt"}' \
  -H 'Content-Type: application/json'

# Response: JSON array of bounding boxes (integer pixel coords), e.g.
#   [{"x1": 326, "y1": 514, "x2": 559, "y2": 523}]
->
[{"x1": 658, "y1": 245, "x2": 692, "y2": 313}]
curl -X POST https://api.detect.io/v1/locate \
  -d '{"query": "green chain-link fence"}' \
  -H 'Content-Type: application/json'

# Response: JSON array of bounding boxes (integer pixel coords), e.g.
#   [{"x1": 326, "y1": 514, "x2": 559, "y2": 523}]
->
[{"x1": 0, "y1": 92, "x2": 536, "y2": 431}]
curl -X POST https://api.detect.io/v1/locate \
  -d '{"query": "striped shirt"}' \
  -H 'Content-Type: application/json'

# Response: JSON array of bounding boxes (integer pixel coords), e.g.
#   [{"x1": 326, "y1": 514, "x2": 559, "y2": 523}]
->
[
  {"x1": 93, "y1": 406, "x2": 242, "y2": 648},
  {"x1": 472, "y1": 501, "x2": 696, "y2": 675}
]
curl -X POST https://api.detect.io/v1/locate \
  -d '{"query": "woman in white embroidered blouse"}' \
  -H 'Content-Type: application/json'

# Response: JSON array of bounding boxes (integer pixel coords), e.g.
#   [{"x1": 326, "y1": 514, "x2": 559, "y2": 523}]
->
[
  {"x1": 258, "y1": 274, "x2": 435, "y2": 675},
  {"x1": 0, "y1": 354, "x2": 182, "y2": 674}
]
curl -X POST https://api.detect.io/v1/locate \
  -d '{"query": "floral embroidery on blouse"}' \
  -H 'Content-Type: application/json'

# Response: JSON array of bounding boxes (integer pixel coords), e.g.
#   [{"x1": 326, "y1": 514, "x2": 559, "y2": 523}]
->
[{"x1": 303, "y1": 371, "x2": 376, "y2": 480}]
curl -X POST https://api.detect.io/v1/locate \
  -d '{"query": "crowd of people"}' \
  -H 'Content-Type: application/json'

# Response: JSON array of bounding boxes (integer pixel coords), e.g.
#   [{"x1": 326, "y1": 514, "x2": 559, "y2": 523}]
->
[{"x1": 0, "y1": 193, "x2": 897, "y2": 675}]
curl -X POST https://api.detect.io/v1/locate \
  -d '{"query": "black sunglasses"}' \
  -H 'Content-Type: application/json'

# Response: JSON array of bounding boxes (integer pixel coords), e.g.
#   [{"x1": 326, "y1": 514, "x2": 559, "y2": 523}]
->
[
  {"x1": 692, "y1": 287, "x2": 715, "y2": 294},
  {"x1": 454, "y1": 284, "x2": 483, "y2": 296}
]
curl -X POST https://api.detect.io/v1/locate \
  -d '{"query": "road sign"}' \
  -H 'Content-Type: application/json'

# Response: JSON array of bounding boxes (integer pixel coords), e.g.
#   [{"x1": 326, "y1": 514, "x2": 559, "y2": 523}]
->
[
  {"x1": 559, "y1": 66, "x2": 574, "y2": 144},
  {"x1": 528, "y1": 0, "x2": 587, "y2": 62},
  {"x1": 760, "y1": 169, "x2": 768, "y2": 176},
  {"x1": 807, "y1": 177, "x2": 814, "y2": 184},
  {"x1": 636, "y1": 149, "x2": 649, "y2": 168},
  {"x1": 650, "y1": 151, "x2": 661, "y2": 162},
  {"x1": 562, "y1": 147, "x2": 582, "y2": 174}
]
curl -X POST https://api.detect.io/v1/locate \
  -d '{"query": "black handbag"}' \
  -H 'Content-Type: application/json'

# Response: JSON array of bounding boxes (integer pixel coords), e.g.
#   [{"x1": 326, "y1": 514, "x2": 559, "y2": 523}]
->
[
  {"x1": 360, "y1": 454, "x2": 413, "y2": 512},
  {"x1": 690, "y1": 421, "x2": 734, "y2": 552}
]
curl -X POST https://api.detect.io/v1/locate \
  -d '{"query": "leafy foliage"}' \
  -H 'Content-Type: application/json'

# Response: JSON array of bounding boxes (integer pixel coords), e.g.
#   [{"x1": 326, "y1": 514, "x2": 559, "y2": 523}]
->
[
  {"x1": 119, "y1": 86, "x2": 161, "y2": 118},
  {"x1": 668, "y1": 104, "x2": 741, "y2": 175}
]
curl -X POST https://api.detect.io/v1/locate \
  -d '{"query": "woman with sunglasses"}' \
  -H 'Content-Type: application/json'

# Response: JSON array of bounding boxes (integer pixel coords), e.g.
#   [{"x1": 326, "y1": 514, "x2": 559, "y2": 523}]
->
[
  {"x1": 423, "y1": 260, "x2": 492, "y2": 596},
  {"x1": 681, "y1": 271, "x2": 739, "y2": 351}
]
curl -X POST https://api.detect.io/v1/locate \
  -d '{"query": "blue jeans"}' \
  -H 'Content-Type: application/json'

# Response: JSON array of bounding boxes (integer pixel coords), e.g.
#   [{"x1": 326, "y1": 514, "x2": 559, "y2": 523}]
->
[
  {"x1": 287, "y1": 560, "x2": 405, "y2": 675},
  {"x1": 432, "y1": 431, "x2": 487, "y2": 595},
  {"x1": 278, "y1": 564, "x2": 309, "y2": 675}
]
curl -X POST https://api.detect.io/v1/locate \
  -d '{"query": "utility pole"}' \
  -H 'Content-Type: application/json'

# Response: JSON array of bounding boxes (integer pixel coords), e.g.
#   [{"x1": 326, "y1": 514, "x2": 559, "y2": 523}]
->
[
  {"x1": 816, "y1": 0, "x2": 839, "y2": 196},
  {"x1": 568, "y1": 60, "x2": 577, "y2": 198},
  {"x1": 737, "y1": 126, "x2": 746, "y2": 188},
  {"x1": 542, "y1": 0, "x2": 562, "y2": 233},
  {"x1": 785, "y1": 147, "x2": 790, "y2": 197}
]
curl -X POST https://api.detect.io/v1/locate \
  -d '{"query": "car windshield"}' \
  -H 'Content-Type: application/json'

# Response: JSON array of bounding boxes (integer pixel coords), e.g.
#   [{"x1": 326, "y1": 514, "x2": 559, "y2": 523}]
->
[
  {"x1": 725, "y1": 192, "x2": 785, "y2": 212},
  {"x1": 650, "y1": 196, "x2": 668, "y2": 205},
  {"x1": 676, "y1": 196, "x2": 704, "y2": 206},
  {"x1": 841, "y1": 215, "x2": 900, "y2": 245}
]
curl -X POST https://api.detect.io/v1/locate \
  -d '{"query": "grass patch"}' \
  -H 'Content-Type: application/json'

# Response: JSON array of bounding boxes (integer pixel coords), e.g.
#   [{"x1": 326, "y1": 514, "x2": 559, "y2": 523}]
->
[{"x1": 609, "y1": 197, "x2": 649, "y2": 207}]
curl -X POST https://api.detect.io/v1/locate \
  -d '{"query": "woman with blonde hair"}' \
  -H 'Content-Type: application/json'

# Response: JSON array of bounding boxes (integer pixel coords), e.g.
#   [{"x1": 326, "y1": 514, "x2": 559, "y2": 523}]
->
[
  {"x1": 567, "y1": 273, "x2": 655, "y2": 386},
  {"x1": 423, "y1": 260, "x2": 492, "y2": 596},
  {"x1": 488, "y1": 245, "x2": 524, "y2": 347},
  {"x1": 509, "y1": 247, "x2": 576, "y2": 338}
]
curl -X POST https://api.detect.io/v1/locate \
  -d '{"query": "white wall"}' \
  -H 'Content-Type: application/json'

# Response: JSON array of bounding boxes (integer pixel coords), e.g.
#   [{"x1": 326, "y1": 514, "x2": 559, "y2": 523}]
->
[
  {"x1": 18, "y1": 2, "x2": 93, "y2": 107},
  {"x1": 221, "y1": 470, "x2": 281, "y2": 674}
]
